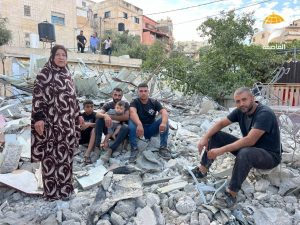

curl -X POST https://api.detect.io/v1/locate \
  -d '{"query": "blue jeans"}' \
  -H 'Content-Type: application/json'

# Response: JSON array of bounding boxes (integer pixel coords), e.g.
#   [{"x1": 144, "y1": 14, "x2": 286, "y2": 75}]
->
[
  {"x1": 128, "y1": 118, "x2": 169, "y2": 149},
  {"x1": 95, "y1": 118, "x2": 129, "y2": 151}
]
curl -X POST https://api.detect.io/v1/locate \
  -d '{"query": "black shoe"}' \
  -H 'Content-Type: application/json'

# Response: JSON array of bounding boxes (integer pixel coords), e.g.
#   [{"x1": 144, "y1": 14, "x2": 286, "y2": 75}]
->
[
  {"x1": 158, "y1": 147, "x2": 172, "y2": 160},
  {"x1": 190, "y1": 166, "x2": 207, "y2": 179},
  {"x1": 129, "y1": 148, "x2": 138, "y2": 163},
  {"x1": 214, "y1": 190, "x2": 237, "y2": 209}
]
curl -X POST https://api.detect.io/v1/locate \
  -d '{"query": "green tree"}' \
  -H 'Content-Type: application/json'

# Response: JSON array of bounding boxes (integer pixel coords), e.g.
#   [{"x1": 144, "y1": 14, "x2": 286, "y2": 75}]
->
[
  {"x1": 102, "y1": 31, "x2": 148, "y2": 59},
  {"x1": 162, "y1": 11, "x2": 283, "y2": 102},
  {"x1": 0, "y1": 18, "x2": 11, "y2": 46},
  {"x1": 142, "y1": 41, "x2": 167, "y2": 72}
]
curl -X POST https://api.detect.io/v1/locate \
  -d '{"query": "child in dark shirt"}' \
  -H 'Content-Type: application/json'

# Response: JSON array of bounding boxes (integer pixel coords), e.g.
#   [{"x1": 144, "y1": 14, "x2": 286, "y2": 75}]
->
[{"x1": 79, "y1": 100, "x2": 96, "y2": 164}]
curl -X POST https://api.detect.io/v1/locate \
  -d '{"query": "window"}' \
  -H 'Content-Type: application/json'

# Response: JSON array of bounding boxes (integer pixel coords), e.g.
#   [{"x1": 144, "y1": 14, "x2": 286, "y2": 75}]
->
[
  {"x1": 104, "y1": 11, "x2": 111, "y2": 18},
  {"x1": 24, "y1": 32, "x2": 30, "y2": 38},
  {"x1": 118, "y1": 23, "x2": 125, "y2": 31},
  {"x1": 82, "y1": 1, "x2": 86, "y2": 7},
  {"x1": 123, "y1": 12, "x2": 128, "y2": 19},
  {"x1": 134, "y1": 16, "x2": 139, "y2": 24},
  {"x1": 51, "y1": 12, "x2": 65, "y2": 25},
  {"x1": 94, "y1": 13, "x2": 98, "y2": 18},
  {"x1": 24, "y1": 5, "x2": 31, "y2": 17},
  {"x1": 262, "y1": 33, "x2": 265, "y2": 39}
]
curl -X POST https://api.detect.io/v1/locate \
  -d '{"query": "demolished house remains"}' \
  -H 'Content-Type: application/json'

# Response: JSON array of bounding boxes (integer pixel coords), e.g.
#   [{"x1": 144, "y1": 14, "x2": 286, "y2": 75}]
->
[{"x1": 0, "y1": 54, "x2": 300, "y2": 225}]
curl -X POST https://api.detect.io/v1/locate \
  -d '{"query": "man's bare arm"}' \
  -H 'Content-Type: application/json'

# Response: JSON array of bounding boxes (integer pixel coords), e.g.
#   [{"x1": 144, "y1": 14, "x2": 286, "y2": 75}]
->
[
  {"x1": 220, "y1": 129, "x2": 265, "y2": 154},
  {"x1": 159, "y1": 108, "x2": 168, "y2": 124},
  {"x1": 110, "y1": 110, "x2": 129, "y2": 122},
  {"x1": 129, "y1": 107, "x2": 142, "y2": 126},
  {"x1": 96, "y1": 109, "x2": 106, "y2": 119}
]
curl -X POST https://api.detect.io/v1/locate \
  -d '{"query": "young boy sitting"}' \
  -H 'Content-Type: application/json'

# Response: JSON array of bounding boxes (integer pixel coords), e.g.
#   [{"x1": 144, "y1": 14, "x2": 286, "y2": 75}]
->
[
  {"x1": 102, "y1": 100, "x2": 126, "y2": 148},
  {"x1": 79, "y1": 100, "x2": 96, "y2": 164}
]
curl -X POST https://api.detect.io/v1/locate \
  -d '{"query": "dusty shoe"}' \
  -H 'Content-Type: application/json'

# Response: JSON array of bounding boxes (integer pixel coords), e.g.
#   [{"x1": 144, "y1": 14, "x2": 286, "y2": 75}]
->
[
  {"x1": 129, "y1": 148, "x2": 138, "y2": 163},
  {"x1": 101, "y1": 147, "x2": 112, "y2": 163},
  {"x1": 213, "y1": 190, "x2": 237, "y2": 209},
  {"x1": 190, "y1": 166, "x2": 207, "y2": 179},
  {"x1": 158, "y1": 147, "x2": 172, "y2": 160}
]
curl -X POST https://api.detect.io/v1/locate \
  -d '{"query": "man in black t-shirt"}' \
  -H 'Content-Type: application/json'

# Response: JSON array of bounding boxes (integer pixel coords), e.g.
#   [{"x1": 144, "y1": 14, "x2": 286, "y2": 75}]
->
[
  {"x1": 95, "y1": 87, "x2": 129, "y2": 163},
  {"x1": 191, "y1": 87, "x2": 281, "y2": 208},
  {"x1": 79, "y1": 100, "x2": 96, "y2": 164},
  {"x1": 128, "y1": 83, "x2": 172, "y2": 163},
  {"x1": 76, "y1": 30, "x2": 87, "y2": 53}
]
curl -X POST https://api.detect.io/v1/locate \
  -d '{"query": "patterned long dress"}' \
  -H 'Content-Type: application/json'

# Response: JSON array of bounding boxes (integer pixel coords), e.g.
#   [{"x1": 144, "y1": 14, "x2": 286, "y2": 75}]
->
[{"x1": 31, "y1": 60, "x2": 80, "y2": 201}]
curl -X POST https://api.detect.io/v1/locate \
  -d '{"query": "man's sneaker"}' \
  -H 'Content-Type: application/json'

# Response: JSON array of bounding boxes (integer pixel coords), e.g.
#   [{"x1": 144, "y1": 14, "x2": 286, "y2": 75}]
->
[
  {"x1": 158, "y1": 147, "x2": 172, "y2": 160},
  {"x1": 101, "y1": 147, "x2": 112, "y2": 163},
  {"x1": 190, "y1": 166, "x2": 207, "y2": 179},
  {"x1": 129, "y1": 148, "x2": 138, "y2": 163},
  {"x1": 213, "y1": 190, "x2": 237, "y2": 209}
]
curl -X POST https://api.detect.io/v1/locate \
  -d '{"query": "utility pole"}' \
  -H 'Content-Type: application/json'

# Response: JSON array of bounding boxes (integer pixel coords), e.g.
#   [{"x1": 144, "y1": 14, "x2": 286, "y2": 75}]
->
[{"x1": 99, "y1": 17, "x2": 102, "y2": 54}]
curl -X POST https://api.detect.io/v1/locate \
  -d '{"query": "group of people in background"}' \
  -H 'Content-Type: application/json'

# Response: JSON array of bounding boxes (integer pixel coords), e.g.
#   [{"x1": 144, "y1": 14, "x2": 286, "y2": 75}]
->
[
  {"x1": 31, "y1": 44, "x2": 281, "y2": 212},
  {"x1": 76, "y1": 30, "x2": 112, "y2": 55}
]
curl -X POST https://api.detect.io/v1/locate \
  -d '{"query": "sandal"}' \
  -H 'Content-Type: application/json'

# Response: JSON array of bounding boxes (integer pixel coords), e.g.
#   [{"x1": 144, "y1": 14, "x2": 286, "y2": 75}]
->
[
  {"x1": 190, "y1": 166, "x2": 207, "y2": 179},
  {"x1": 83, "y1": 156, "x2": 92, "y2": 165}
]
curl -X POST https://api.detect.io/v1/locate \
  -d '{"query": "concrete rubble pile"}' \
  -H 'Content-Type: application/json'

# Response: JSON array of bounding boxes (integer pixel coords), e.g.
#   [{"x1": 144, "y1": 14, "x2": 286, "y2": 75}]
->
[{"x1": 0, "y1": 68, "x2": 300, "y2": 225}]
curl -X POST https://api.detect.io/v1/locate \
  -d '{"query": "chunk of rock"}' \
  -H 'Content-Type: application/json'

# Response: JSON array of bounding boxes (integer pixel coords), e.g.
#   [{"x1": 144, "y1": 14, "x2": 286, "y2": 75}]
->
[
  {"x1": 135, "y1": 206, "x2": 157, "y2": 225},
  {"x1": 253, "y1": 208, "x2": 292, "y2": 225},
  {"x1": 175, "y1": 196, "x2": 196, "y2": 214}
]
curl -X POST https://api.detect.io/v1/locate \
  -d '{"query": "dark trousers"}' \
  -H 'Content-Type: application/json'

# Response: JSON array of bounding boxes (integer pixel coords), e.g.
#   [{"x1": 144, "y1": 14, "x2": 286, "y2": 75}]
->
[
  {"x1": 201, "y1": 131, "x2": 279, "y2": 192},
  {"x1": 77, "y1": 43, "x2": 84, "y2": 53},
  {"x1": 95, "y1": 118, "x2": 129, "y2": 151}
]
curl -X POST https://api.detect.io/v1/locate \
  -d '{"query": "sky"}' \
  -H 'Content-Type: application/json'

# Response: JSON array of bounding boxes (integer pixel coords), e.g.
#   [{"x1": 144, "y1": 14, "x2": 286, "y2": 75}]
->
[{"x1": 95, "y1": 0, "x2": 300, "y2": 42}]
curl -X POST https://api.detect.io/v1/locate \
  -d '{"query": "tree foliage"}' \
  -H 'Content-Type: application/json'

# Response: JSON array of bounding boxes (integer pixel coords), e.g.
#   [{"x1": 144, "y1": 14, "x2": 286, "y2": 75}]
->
[
  {"x1": 142, "y1": 41, "x2": 167, "y2": 72},
  {"x1": 160, "y1": 11, "x2": 284, "y2": 102},
  {"x1": 102, "y1": 31, "x2": 148, "y2": 60},
  {"x1": 0, "y1": 18, "x2": 12, "y2": 46}
]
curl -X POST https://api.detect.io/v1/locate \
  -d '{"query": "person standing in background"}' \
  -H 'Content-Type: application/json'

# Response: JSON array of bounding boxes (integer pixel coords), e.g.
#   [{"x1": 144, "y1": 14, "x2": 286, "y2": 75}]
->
[{"x1": 90, "y1": 32, "x2": 100, "y2": 54}]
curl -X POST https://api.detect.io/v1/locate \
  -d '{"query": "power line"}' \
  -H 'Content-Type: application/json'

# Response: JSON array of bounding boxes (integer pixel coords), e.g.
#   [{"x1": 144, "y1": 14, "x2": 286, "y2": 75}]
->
[
  {"x1": 101, "y1": 0, "x2": 229, "y2": 20},
  {"x1": 174, "y1": 0, "x2": 273, "y2": 25},
  {"x1": 146, "y1": 0, "x2": 229, "y2": 16}
]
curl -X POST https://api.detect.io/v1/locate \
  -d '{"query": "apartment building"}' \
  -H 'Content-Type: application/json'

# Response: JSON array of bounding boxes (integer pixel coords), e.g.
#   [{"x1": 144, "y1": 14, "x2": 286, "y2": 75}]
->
[
  {"x1": 92, "y1": 0, "x2": 143, "y2": 38},
  {"x1": 0, "y1": 0, "x2": 95, "y2": 49}
]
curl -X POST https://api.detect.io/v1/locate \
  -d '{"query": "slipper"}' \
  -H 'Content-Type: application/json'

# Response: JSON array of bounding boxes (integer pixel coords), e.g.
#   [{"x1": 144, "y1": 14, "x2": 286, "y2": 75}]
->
[{"x1": 83, "y1": 156, "x2": 92, "y2": 165}]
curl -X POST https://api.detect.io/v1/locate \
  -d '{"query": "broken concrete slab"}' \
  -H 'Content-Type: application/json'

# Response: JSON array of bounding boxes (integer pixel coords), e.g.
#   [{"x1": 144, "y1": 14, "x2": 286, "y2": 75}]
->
[
  {"x1": 0, "y1": 134, "x2": 23, "y2": 173},
  {"x1": 253, "y1": 208, "x2": 292, "y2": 225},
  {"x1": 0, "y1": 170, "x2": 42, "y2": 194},
  {"x1": 136, "y1": 151, "x2": 164, "y2": 172},
  {"x1": 135, "y1": 206, "x2": 157, "y2": 225},
  {"x1": 156, "y1": 181, "x2": 188, "y2": 194},
  {"x1": 76, "y1": 165, "x2": 107, "y2": 190}
]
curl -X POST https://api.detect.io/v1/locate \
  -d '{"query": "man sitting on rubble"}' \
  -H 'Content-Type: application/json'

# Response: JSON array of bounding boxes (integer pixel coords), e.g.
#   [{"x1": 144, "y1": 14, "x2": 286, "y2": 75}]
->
[
  {"x1": 191, "y1": 87, "x2": 281, "y2": 208},
  {"x1": 95, "y1": 87, "x2": 129, "y2": 163},
  {"x1": 128, "y1": 82, "x2": 172, "y2": 163}
]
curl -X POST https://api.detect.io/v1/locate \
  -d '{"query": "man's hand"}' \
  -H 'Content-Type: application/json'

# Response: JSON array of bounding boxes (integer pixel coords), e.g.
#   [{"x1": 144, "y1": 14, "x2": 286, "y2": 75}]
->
[
  {"x1": 34, "y1": 120, "x2": 45, "y2": 136},
  {"x1": 207, "y1": 148, "x2": 224, "y2": 160},
  {"x1": 136, "y1": 124, "x2": 144, "y2": 138},
  {"x1": 104, "y1": 114, "x2": 112, "y2": 128},
  {"x1": 198, "y1": 137, "x2": 209, "y2": 154},
  {"x1": 159, "y1": 123, "x2": 167, "y2": 133}
]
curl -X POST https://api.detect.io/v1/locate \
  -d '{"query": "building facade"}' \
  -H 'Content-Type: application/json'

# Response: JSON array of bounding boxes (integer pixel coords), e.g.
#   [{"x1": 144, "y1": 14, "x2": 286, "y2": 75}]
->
[
  {"x1": 0, "y1": 0, "x2": 96, "y2": 50},
  {"x1": 142, "y1": 16, "x2": 171, "y2": 45},
  {"x1": 92, "y1": 0, "x2": 143, "y2": 38}
]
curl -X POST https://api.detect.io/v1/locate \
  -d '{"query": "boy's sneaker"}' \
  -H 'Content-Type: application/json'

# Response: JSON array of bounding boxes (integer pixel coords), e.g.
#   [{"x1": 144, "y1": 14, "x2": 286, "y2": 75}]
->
[
  {"x1": 129, "y1": 148, "x2": 138, "y2": 163},
  {"x1": 158, "y1": 147, "x2": 172, "y2": 160},
  {"x1": 213, "y1": 190, "x2": 237, "y2": 209}
]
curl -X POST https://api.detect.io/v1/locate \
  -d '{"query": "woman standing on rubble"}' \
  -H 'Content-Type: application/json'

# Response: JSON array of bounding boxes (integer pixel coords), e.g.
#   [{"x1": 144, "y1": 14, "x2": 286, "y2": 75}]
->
[{"x1": 31, "y1": 45, "x2": 82, "y2": 201}]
